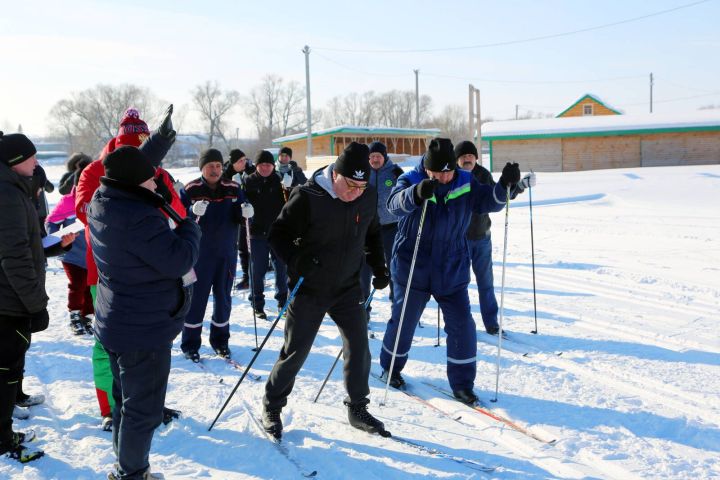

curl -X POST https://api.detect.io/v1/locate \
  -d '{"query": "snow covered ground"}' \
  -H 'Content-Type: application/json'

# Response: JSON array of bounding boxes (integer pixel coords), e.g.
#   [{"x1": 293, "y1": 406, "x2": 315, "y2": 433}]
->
[{"x1": 4, "y1": 163, "x2": 719, "y2": 479}]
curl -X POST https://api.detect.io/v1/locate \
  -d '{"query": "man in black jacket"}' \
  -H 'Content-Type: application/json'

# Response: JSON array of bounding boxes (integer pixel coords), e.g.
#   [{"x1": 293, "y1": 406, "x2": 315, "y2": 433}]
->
[
  {"x1": 455, "y1": 141, "x2": 535, "y2": 335},
  {"x1": 88, "y1": 146, "x2": 200, "y2": 480},
  {"x1": 262, "y1": 142, "x2": 390, "y2": 439},
  {"x1": 276, "y1": 146, "x2": 307, "y2": 189},
  {"x1": 244, "y1": 150, "x2": 288, "y2": 318},
  {"x1": 0, "y1": 132, "x2": 76, "y2": 463}
]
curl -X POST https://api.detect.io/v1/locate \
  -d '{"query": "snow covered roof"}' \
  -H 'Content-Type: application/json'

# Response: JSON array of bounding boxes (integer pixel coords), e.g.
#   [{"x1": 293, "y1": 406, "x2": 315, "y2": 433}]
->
[
  {"x1": 556, "y1": 93, "x2": 623, "y2": 117},
  {"x1": 273, "y1": 125, "x2": 441, "y2": 144},
  {"x1": 484, "y1": 110, "x2": 720, "y2": 140}
]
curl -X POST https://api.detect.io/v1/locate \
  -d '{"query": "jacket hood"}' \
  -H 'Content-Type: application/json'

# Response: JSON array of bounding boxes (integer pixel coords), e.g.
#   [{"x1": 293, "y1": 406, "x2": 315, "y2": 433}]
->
[{"x1": 311, "y1": 165, "x2": 338, "y2": 199}]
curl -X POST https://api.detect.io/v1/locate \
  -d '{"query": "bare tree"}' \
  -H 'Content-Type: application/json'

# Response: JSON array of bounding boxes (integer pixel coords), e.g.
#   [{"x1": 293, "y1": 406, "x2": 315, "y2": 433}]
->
[
  {"x1": 245, "y1": 75, "x2": 308, "y2": 145},
  {"x1": 426, "y1": 104, "x2": 468, "y2": 144},
  {"x1": 48, "y1": 84, "x2": 160, "y2": 155},
  {"x1": 191, "y1": 81, "x2": 241, "y2": 148},
  {"x1": 324, "y1": 89, "x2": 431, "y2": 128}
]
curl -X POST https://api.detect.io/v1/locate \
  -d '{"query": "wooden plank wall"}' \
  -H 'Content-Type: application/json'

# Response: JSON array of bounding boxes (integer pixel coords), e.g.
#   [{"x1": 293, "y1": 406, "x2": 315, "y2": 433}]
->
[
  {"x1": 562, "y1": 136, "x2": 641, "y2": 171},
  {"x1": 641, "y1": 132, "x2": 720, "y2": 166},
  {"x1": 560, "y1": 99, "x2": 619, "y2": 117},
  {"x1": 280, "y1": 136, "x2": 332, "y2": 170},
  {"x1": 491, "y1": 139, "x2": 562, "y2": 172}
]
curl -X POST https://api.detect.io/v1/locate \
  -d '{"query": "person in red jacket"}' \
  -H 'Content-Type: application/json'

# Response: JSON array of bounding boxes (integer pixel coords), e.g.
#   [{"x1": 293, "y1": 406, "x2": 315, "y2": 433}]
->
[{"x1": 75, "y1": 106, "x2": 184, "y2": 431}]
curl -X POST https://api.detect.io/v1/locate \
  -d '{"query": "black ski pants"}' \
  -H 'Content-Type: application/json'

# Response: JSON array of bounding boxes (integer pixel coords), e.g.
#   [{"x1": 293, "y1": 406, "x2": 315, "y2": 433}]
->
[
  {"x1": 0, "y1": 315, "x2": 31, "y2": 450},
  {"x1": 107, "y1": 346, "x2": 170, "y2": 480},
  {"x1": 263, "y1": 285, "x2": 371, "y2": 410}
]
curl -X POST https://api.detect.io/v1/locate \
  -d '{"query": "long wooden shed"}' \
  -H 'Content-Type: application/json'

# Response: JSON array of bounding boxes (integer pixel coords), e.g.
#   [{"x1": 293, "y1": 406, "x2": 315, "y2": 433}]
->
[
  {"x1": 272, "y1": 125, "x2": 440, "y2": 170},
  {"x1": 483, "y1": 111, "x2": 720, "y2": 172}
]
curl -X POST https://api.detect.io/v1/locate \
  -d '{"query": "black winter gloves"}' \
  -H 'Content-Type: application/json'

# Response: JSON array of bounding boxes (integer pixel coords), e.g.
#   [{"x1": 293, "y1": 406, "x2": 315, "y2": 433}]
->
[
  {"x1": 414, "y1": 178, "x2": 437, "y2": 204},
  {"x1": 30, "y1": 308, "x2": 49, "y2": 333},
  {"x1": 295, "y1": 254, "x2": 321, "y2": 279},
  {"x1": 372, "y1": 267, "x2": 390, "y2": 290},
  {"x1": 158, "y1": 104, "x2": 176, "y2": 144},
  {"x1": 499, "y1": 162, "x2": 521, "y2": 189}
]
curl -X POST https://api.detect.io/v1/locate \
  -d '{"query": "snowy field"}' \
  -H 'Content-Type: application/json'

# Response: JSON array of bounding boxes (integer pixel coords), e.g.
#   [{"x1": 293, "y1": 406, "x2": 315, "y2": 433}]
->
[{"x1": 3, "y1": 163, "x2": 719, "y2": 479}]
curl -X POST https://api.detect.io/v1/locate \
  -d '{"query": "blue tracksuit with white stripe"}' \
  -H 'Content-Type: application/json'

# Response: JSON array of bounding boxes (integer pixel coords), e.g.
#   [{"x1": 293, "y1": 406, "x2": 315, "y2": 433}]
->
[
  {"x1": 379, "y1": 160, "x2": 510, "y2": 391},
  {"x1": 181, "y1": 176, "x2": 245, "y2": 353}
]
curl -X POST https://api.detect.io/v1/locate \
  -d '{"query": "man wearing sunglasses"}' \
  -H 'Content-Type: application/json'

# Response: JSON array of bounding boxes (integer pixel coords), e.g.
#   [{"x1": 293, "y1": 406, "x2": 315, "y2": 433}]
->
[{"x1": 262, "y1": 142, "x2": 390, "y2": 439}]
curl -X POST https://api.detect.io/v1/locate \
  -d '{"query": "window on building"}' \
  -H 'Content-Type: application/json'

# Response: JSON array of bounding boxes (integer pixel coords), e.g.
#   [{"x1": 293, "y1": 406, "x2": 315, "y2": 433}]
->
[{"x1": 583, "y1": 104, "x2": 594, "y2": 116}]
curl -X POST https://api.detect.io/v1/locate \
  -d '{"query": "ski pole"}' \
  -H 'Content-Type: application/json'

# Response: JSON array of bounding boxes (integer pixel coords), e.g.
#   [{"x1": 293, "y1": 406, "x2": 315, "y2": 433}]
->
[
  {"x1": 313, "y1": 288, "x2": 376, "y2": 403},
  {"x1": 246, "y1": 218, "x2": 259, "y2": 350},
  {"x1": 528, "y1": 173, "x2": 538, "y2": 335},
  {"x1": 491, "y1": 186, "x2": 511, "y2": 403},
  {"x1": 382, "y1": 199, "x2": 429, "y2": 406},
  {"x1": 434, "y1": 305, "x2": 440, "y2": 347},
  {"x1": 208, "y1": 277, "x2": 304, "y2": 431}
]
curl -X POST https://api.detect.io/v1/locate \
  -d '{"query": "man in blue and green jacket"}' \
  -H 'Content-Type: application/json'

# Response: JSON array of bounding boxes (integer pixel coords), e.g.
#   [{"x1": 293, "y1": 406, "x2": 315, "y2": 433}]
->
[{"x1": 379, "y1": 138, "x2": 522, "y2": 405}]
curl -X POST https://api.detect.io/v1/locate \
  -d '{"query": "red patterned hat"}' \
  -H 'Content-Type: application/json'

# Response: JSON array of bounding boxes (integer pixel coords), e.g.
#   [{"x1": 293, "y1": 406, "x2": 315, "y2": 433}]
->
[{"x1": 116, "y1": 108, "x2": 150, "y2": 147}]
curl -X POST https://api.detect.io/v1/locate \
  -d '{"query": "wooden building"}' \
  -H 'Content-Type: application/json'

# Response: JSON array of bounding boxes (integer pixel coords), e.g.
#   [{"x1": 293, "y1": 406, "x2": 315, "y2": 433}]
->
[
  {"x1": 483, "y1": 111, "x2": 720, "y2": 172},
  {"x1": 556, "y1": 93, "x2": 623, "y2": 118},
  {"x1": 272, "y1": 125, "x2": 440, "y2": 170}
]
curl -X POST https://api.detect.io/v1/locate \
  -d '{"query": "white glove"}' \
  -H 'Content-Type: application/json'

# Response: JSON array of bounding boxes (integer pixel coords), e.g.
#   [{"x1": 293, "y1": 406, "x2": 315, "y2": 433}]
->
[
  {"x1": 282, "y1": 173, "x2": 293, "y2": 189},
  {"x1": 518, "y1": 172, "x2": 537, "y2": 189},
  {"x1": 241, "y1": 202, "x2": 254, "y2": 219},
  {"x1": 192, "y1": 200, "x2": 209, "y2": 217}
]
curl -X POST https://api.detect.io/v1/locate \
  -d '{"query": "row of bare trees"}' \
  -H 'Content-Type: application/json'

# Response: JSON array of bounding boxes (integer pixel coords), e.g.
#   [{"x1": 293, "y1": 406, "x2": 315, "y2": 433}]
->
[{"x1": 47, "y1": 76, "x2": 486, "y2": 159}]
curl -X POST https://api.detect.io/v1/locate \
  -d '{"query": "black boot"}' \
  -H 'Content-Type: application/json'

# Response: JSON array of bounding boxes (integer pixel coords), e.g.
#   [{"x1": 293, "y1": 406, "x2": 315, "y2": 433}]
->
[
  {"x1": 379, "y1": 370, "x2": 405, "y2": 389},
  {"x1": 453, "y1": 389, "x2": 479, "y2": 405},
  {"x1": 262, "y1": 407, "x2": 282, "y2": 440},
  {"x1": 162, "y1": 407, "x2": 181, "y2": 425},
  {"x1": 345, "y1": 400, "x2": 389, "y2": 436}
]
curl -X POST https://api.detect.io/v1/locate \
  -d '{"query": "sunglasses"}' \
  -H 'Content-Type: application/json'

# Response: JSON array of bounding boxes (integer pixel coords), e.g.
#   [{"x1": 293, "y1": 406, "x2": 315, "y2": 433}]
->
[{"x1": 342, "y1": 177, "x2": 368, "y2": 191}]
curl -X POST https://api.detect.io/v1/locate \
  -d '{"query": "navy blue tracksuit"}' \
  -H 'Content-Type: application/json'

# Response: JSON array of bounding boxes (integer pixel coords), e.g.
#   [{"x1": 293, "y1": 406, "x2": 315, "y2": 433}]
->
[
  {"x1": 379, "y1": 161, "x2": 513, "y2": 391},
  {"x1": 181, "y1": 177, "x2": 245, "y2": 353}
]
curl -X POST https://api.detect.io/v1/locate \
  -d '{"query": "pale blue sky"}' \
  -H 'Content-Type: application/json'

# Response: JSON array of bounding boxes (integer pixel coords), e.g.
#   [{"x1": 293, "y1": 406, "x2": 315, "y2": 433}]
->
[{"x1": 1, "y1": 0, "x2": 718, "y2": 137}]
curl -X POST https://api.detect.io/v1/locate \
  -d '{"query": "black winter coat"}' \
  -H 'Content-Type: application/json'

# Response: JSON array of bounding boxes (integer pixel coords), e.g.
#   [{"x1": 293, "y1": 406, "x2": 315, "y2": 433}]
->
[
  {"x1": 88, "y1": 179, "x2": 201, "y2": 353},
  {"x1": 269, "y1": 165, "x2": 384, "y2": 297},
  {"x1": 0, "y1": 163, "x2": 54, "y2": 317},
  {"x1": 244, "y1": 171, "x2": 285, "y2": 239}
]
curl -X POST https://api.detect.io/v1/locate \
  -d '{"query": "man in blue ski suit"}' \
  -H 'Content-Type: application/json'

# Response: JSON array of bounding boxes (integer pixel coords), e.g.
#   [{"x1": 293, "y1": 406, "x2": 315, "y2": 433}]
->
[
  {"x1": 379, "y1": 138, "x2": 522, "y2": 404},
  {"x1": 180, "y1": 149, "x2": 251, "y2": 362}
]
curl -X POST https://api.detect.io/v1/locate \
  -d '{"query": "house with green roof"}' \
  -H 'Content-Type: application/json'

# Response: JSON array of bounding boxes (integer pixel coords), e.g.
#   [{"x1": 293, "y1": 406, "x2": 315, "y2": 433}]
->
[
  {"x1": 556, "y1": 93, "x2": 623, "y2": 118},
  {"x1": 272, "y1": 125, "x2": 440, "y2": 170}
]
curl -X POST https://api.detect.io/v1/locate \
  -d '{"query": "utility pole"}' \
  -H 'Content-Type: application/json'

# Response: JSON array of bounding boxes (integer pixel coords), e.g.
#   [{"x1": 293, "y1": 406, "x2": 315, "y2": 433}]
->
[
  {"x1": 515, "y1": 104, "x2": 519, "y2": 120},
  {"x1": 468, "y1": 84, "x2": 482, "y2": 162},
  {"x1": 468, "y1": 85, "x2": 474, "y2": 141},
  {"x1": 414, "y1": 69, "x2": 420, "y2": 128},
  {"x1": 649, "y1": 72, "x2": 654, "y2": 113},
  {"x1": 303, "y1": 45, "x2": 313, "y2": 158}
]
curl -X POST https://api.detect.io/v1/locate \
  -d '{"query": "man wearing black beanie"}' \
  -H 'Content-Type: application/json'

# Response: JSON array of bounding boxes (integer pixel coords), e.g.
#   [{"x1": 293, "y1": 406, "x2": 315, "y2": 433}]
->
[
  {"x1": 455, "y1": 140, "x2": 536, "y2": 336},
  {"x1": 276, "y1": 145, "x2": 307, "y2": 189},
  {"x1": 378, "y1": 137, "x2": 526, "y2": 405},
  {"x1": 262, "y1": 142, "x2": 390, "y2": 439}
]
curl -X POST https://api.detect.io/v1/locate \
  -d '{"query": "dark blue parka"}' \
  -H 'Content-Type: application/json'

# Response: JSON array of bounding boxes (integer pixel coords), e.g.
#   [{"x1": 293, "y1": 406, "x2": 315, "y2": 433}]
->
[
  {"x1": 88, "y1": 178, "x2": 201, "y2": 353},
  {"x1": 387, "y1": 160, "x2": 511, "y2": 295}
]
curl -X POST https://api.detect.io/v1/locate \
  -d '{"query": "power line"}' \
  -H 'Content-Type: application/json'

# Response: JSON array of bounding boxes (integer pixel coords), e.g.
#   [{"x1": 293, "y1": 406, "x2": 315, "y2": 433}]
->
[
  {"x1": 314, "y1": 0, "x2": 711, "y2": 54},
  {"x1": 422, "y1": 72, "x2": 647, "y2": 85},
  {"x1": 313, "y1": 51, "x2": 408, "y2": 78}
]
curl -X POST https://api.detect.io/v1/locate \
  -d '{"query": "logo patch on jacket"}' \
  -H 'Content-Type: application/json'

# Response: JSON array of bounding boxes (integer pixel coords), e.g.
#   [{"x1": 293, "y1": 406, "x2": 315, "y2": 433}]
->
[{"x1": 384, "y1": 179, "x2": 393, "y2": 187}]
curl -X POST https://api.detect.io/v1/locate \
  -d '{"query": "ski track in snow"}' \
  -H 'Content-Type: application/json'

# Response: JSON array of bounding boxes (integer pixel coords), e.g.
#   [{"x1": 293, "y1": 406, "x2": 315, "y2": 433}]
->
[{"x1": 2, "y1": 164, "x2": 719, "y2": 479}]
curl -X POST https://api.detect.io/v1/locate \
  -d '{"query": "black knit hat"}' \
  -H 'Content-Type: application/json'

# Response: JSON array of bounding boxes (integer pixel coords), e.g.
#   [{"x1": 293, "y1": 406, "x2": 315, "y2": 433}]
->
[
  {"x1": 103, "y1": 146, "x2": 155, "y2": 186},
  {"x1": 199, "y1": 148, "x2": 224, "y2": 170},
  {"x1": 454, "y1": 140, "x2": 478, "y2": 159},
  {"x1": 423, "y1": 138, "x2": 456, "y2": 172},
  {"x1": 0, "y1": 132, "x2": 37, "y2": 167},
  {"x1": 229, "y1": 149, "x2": 246, "y2": 164},
  {"x1": 256, "y1": 150, "x2": 275, "y2": 166},
  {"x1": 368, "y1": 141, "x2": 388, "y2": 162},
  {"x1": 279, "y1": 146, "x2": 292, "y2": 157},
  {"x1": 335, "y1": 142, "x2": 371, "y2": 182}
]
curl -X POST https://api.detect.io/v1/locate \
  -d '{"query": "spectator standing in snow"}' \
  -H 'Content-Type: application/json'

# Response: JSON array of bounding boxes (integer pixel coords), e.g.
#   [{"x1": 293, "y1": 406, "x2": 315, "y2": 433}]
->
[
  {"x1": 221, "y1": 149, "x2": 256, "y2": 291},
  {"x1": 455, "y1": 140, "x2": 535, "y2": 335},
  {"x1": 360, "y1": 141, "x2": 403, "y2": 317},
  {"x1": 378, "y1": 138, "x2": 524, "y2": 405},
  {"x1": 180, "y1": 149, "x2": 252, "y2": 362},
  {"x1": 0, "y1": 132, "x2": 76, "y2": 463},
  {"x1": 243, "y1": 150, "x2": 288, "y2": 319},
  {"x1": 58, "y1": 153, "x2": 91, "y2": 195},
  {"x1": 262, "y1": 142, "x2": 390, "y2": 439},
  {"x1": 87, "y1": 146, "x2": 200, "y2": 480},
  {"x1": 75, "y1": 106, "x2": 183, "y2": 431},
  {"x1": 46, "y1": 160, "x2": 94, "y2": 335},
  {"x1": 276, "y1": 146, "x2": 307, "y2": 191}
]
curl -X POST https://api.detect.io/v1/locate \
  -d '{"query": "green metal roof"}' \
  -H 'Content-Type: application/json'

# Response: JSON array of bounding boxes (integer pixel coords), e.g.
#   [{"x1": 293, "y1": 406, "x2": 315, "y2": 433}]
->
[
  {"x1": 272, "y1": 125, "x2": 441, "y2": 144},
  {"x1": 555, "y1": 94, "x2": 623, "y2": 118}
]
